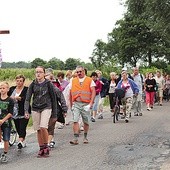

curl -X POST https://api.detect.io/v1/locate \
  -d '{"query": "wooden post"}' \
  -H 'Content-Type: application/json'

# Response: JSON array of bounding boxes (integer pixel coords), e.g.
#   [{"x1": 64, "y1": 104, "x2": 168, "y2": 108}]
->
[{"x1": 0, "y1": 30, "x2": 10, "y2": 67}]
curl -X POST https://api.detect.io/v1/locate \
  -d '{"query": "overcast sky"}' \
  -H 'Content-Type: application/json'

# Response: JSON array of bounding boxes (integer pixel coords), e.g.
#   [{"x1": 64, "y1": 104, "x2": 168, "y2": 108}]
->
[{"x1": 0, "y1": 0, "x2": 126, "y2": 63}]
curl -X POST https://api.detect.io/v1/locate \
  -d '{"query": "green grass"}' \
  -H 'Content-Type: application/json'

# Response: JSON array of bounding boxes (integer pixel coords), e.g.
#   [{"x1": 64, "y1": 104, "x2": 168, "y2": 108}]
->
[
  {"x1": 27, "y1": 116, "x2": 33, "y2": 127},
  {"x1": 103, "y1": 97, "x2": 109, "y2": 106}
]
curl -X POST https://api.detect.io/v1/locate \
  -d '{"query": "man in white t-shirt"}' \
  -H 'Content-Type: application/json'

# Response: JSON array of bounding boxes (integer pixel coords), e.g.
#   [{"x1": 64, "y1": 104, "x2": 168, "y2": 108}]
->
[
  {"x1": 155, "y1": 71, "x2": 165, "y2": 106},
  {"x1": 132, "y1": 67, "x2": 143, "y2": 116},
  {"x1": 69, "y1": 66, "x2": 96, "y2": 145}
]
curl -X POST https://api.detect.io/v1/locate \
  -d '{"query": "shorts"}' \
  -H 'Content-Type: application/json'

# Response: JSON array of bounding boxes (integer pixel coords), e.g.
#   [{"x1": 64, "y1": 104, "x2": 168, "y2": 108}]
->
[
  {"x1": 158, "y1": 88, "x2": 163, "y2": 97},
  {"x1": 72, "y1": 102, "x2": 90, "y2": 125},
  {"x1": 92, "y1": 94, "x2": 100, "y2": 111},
  {"x1": 48, "y1": 118, "x2": 57, "y2": 135},
  {"x1": 98, "y1": 97, "x2": 105, "y2": 112},
  {"x1": 0, "y1": 126, "x2": 11, "y2": 141},
  {"x1": 32, "y1": 109, "x2": 52, "y2": 131}
]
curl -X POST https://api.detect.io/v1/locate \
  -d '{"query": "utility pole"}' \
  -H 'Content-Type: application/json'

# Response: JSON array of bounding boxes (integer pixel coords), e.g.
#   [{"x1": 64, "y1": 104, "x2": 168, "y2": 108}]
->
[{"x1": 0, "y1": 30, "x2": 10, "y2": 68}]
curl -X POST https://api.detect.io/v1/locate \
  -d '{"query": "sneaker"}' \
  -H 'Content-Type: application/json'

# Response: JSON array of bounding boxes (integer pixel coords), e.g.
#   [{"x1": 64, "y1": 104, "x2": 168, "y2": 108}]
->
[
  {"x1": 134, "y1": 113, "x2": 138, "y2": 116},
  {"x1": 120, "y1": 115, "x2": 125, "y2": 119},
  {"x1": 91, "y1": 117, "x2": 95, "y2": 122},
  {"x1": 0, "y1": 153, "x2": 8, "y2": 163},
  {"x1": 49, "y1": 141, "x2": 55, "y2": 148},
  {"x1": 139, "y1": 113, "x2": 143, "y2": 116},
  {"x1": 37, "y1": 149, "x2": 44, "y2": 158},
  {"x1": 125, "y1": 119, "x2": 129, "y2": 123},
  {"x1": 98, "y1": 115, "x2": 103, "y2": 119},
  {"x1": 43, "y1": 147, "x2": 50, "y2": 157},
  {"x1": 17, "y1": 141, "x2": 26, "y2": 149},
  {"x1": 17, "y1": 142, "x2": 22, "y2": 149},
  {"x1": 70, "y1": 140, "x2": 78, "y2": 145},
  {"x1": 83, "y1": 138, "x2": 89, "y2": 144},
  {"x1": 58, "y1": 124, "x2": 64, "y2": 129},
  {"x1": 147, "y1": 107, "x2": 152, "y2": 111},
  {"x1": 80, "y1": 126, "x2": 84, "y2": 131}
]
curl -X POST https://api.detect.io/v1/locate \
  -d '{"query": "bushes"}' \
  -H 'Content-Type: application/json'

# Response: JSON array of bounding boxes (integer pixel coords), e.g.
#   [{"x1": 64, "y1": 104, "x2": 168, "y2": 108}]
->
[{"x1": 0, "y1": 68, "x2": 35, "y2": 81}]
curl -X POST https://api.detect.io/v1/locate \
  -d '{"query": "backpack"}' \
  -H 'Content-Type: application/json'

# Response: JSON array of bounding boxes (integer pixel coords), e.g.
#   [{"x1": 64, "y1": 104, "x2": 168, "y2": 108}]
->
[{"x1": 115, "y1": 88, "x2": 126, "y2": 100}]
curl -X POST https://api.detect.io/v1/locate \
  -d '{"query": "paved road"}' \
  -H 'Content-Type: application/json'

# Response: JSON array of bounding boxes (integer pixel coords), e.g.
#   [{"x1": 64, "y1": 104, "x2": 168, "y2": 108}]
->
[{"x1": 1, "y1": 102, "x2": 170, "y2": 170}]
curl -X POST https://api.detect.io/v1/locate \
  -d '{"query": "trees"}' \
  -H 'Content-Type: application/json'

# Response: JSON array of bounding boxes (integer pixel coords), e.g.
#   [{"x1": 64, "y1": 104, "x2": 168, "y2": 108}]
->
[
  {"x1": 31, "y1": 58, "x2": 47, "y2": 68},
  {"x1": 65, "y1": 58, "x2": 81, "y2": 70},
  {"x1": 90, "y1": 0, "x2": 170, "y2": 71},
  {"x1": 47, "y1": 57, "x2": 65, "y2": 70},
  {"x1": 89, "y1": 39, "x2": 108, "y2": 69},
  {"x1": 2, "y1": 61, "x2": 31, "y2": 68},
  {"x1": 125, "y1": 0, "x2": 170, "y2": 66},
  {"x1": 1, "y1": 57, "x2": 95, "y2": 71}
]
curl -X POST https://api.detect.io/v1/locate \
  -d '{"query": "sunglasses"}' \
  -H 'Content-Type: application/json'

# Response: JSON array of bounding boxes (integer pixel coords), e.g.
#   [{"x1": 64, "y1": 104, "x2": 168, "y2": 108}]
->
[{"x1": 76, "y1": 70, "x2": 83, "y2": 74}]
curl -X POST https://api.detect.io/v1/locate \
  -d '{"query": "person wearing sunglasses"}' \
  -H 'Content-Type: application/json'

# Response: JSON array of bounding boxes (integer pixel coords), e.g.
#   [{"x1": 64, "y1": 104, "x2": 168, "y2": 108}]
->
[{"x1": 69, "y1": 66, "x2": 96, "y2": 145}]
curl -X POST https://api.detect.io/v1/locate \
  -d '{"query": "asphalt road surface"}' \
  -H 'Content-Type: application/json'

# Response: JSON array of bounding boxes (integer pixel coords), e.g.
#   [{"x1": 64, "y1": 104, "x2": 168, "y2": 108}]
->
[{"x1": 1, "y1": 101, "x2": 170, "y2": 170}]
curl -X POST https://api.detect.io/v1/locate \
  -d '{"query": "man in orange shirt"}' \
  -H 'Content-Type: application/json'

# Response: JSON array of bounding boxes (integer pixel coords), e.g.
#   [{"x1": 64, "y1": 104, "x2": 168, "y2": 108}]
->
[{"x1": 69, "y1": 66, "x2": 96, "y2": 145}]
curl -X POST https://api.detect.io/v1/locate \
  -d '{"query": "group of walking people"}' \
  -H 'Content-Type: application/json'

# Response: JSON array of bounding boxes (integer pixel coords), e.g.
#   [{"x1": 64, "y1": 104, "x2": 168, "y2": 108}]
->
[{"x1": 0, "y1": 65, "x2": 169, "y2": 163}]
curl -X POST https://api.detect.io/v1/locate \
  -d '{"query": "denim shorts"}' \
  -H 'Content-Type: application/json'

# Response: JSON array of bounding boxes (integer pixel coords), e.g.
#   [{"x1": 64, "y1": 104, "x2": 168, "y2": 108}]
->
[
  {"x1": 92, "y1": 94, "x2": 100, "y2": 111},
  {"x1": 1, "y1": 126, "x2": 11, "y2": 141}
]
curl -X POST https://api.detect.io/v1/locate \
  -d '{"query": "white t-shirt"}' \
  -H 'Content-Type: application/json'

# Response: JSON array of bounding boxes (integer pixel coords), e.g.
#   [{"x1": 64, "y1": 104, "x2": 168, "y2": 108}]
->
[
  {"x1": 69, "y1": 76, "x2": 96, "y2": 90},
  {"x1": 109, "y1": 82, "x2": 116, "y2": 93},
  {"x1": 155, "y1": 76, "x2": 165, "y2": 88},
  {"x1": 121, "y1": 82, "x2": 133, "y2": 98}
]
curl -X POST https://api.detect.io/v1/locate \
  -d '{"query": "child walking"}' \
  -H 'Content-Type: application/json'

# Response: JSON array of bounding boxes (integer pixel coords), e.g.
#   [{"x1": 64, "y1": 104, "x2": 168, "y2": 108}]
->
[{"x1": 0, "y1": 82, "x2": 14, "y2": 163}]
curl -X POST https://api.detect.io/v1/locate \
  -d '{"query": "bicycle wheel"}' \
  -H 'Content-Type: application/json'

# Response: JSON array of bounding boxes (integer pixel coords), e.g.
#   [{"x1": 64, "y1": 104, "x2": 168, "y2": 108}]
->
[
  {"x1": 113, "y1": 106, "x2": 119, "y2": 123},
  {"x1": 9, "y1": 123, "x2": 17, "y2": 146}
]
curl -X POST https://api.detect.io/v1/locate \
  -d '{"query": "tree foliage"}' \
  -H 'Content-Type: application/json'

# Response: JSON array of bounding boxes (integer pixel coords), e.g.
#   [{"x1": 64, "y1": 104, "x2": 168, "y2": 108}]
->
[
  {"x1": 90, "y1": 0, "x2": 170, "y2": 72},
  {"x1": 31, "y1": 58, "x2": 47, "y2": 68},
  {"x1": 65, "y1": 58, "x2": 81, "y2": 70},
  {"x1": 47, "y1": 57, "x2": 65, "y2": 70},
  {"x1": 89, "y1": 39, "x2": 108, "y2": 69},
  {"x1": 2, "y1": 61, "x2": 31, "y2": 68}
]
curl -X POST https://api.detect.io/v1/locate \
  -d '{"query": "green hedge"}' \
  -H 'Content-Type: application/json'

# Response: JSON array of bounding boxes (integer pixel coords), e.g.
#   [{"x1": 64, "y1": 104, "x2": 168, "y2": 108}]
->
[{"x1": 0, "y1": 68, "x2": 35, "y2": 80}]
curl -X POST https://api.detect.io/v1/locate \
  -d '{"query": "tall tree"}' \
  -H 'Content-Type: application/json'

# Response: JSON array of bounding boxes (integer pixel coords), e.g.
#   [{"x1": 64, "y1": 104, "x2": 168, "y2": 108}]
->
[
  {"x1": 125, "y1": 0, "x2": 170, "y2": 65},
  {"x1": 89, "y1": 39, "x2": 108, "y2": 69},
  {"x1": 47, "y1": 57, "x2": 65, "y2": 70},
  {"x1": 31, "y1": 58, "x2": 47, "y2": 68},
  {"x1": 65, "y1": 58, "x2": 81, "y2": 70},
  {"x1": 103, "y1": 0, "x2": 170, "y2": 67}
]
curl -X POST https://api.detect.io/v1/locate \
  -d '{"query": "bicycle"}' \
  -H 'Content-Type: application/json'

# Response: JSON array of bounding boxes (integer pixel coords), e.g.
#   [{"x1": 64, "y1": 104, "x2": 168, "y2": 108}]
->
[
  {"x1": 0, "y1": 119, "x2": 17, "y2": 147},
  {"x1": 113, "y1": 88, "x2": 126, "y2": 123}
]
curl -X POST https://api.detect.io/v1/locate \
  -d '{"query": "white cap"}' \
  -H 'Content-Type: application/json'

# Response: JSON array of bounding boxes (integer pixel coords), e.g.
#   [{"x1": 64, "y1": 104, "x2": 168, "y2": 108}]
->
[{"x1": 122, "y1": 67, "x2": 127, "y2": 71}]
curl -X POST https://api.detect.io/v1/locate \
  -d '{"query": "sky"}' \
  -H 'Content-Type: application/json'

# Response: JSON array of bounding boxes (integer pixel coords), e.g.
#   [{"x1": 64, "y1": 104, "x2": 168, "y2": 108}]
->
[{"x1": 0, "y1": 0, "x2": 126, "y2": 63}]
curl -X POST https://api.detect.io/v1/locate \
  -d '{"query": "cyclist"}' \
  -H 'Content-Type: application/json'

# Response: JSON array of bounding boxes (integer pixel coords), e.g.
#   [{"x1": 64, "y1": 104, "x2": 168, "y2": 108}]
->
[
  {"x1": 107, "y1": 72, "x2": 118, "y2": 115},
  {"x1": 117, "y1": 70, "x2": 139, "y2": 123}
]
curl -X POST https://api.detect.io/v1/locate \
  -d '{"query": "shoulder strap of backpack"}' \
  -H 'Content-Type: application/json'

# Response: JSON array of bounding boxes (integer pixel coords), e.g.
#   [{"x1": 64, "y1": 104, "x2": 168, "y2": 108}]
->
[{"x1": 29, "y1": 80, "x2": 35, "y2": 93}]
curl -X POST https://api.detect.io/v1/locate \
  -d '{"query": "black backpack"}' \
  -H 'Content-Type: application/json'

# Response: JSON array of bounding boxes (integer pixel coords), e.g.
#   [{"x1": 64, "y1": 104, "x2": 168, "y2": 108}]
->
[{"x1": 115, "y1": 88, "x2": 126, "y2": 100}]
